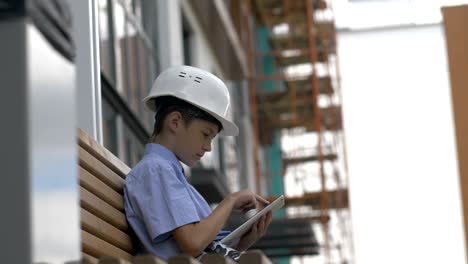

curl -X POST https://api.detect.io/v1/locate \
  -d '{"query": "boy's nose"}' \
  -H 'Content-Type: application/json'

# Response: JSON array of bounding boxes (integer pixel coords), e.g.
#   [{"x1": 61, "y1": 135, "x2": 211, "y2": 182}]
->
[{"x1": 204, "y1": 142, "x2": 212, "y2": 152}]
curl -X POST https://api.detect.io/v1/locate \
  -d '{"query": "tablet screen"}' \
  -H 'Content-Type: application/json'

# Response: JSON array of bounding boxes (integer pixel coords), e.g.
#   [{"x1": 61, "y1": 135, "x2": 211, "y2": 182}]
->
[{"x1": 220, "y1": 195, "x2": 285, "y2": 247}]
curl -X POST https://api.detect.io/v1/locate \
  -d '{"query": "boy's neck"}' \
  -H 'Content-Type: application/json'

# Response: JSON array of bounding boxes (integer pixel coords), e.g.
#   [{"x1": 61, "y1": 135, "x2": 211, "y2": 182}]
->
[{"x1": 151, "y1": 133, "x2": 176, "y2": 154}]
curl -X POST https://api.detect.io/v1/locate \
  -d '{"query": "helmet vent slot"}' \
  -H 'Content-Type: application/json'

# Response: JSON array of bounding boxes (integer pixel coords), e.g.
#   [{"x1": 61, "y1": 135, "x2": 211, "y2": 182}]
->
[
  {"x1": 179, "y1": 72, "x2": 187, "y2": 78},
  {"x1": 194, "y1": 76, "x2": 202, "y2": 83}
]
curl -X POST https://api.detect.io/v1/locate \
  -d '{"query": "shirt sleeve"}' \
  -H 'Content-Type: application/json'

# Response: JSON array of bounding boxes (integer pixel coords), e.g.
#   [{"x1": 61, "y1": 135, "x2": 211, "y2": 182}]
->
[{"x1": 126, "y1": 162, "x2": 201, "y2": 242}]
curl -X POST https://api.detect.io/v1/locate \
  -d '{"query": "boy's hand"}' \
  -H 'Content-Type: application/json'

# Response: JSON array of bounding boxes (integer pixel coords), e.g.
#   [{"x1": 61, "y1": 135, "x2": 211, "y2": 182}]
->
[
  {"x1": 230, "y1": 189, "x2": 269, "y2": 213},
  {"x1": 234, "y1": 211, "x2": 273, "y2": 251}
]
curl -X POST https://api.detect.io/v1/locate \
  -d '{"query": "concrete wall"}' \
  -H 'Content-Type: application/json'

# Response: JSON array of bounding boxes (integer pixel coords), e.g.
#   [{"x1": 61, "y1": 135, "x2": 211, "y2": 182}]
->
[{"x1": 338, "y1": 24, "x2": 466, "y2": 264}]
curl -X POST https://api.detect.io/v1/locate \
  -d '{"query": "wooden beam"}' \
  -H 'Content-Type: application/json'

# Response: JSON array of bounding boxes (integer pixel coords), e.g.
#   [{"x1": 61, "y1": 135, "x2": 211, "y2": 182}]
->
[
  {"x1": 283, "y1": 153, "x2": 338, "y2": 167},
  {"x1": 257, "y1": 76, "x2": 332, "y2": 99},
  {"x1": 283, "y1": 189, "x2": 349, "y2": 210},
  {"x1": 442, "y1": 5, "x2": 468, "y2": 257},
  {"x1": 261, "y1": 105, "x2": 342, "y2": 131}
]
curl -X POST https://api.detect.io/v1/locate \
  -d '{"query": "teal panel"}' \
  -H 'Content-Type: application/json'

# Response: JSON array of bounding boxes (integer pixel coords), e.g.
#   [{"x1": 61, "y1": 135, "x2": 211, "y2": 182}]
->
[
  {"x1": 267, "y1": 131, "x2": 285, "y2": 218},
  {"x1": 256, "y1": 25, "x2": 290, "y2": 264},
  {"x1": 255, "y1": 26, "x2": 275, "y2": 91}
]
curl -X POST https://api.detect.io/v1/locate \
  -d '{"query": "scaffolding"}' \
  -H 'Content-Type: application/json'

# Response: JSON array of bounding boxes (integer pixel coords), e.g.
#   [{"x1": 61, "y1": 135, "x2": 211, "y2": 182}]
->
[{"x1": 232, "y1": 0, "x2": 354, "y2": 263}]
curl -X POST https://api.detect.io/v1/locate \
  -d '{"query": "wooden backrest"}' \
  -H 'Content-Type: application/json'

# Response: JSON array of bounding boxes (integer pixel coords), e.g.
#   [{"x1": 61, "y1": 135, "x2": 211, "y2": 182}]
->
[
  {"x1": 76, "y1": 129, "x2": 272, "y2": 264},
  {"x1": 78, "y1": 128, "x2": 134, "y2": 263}
]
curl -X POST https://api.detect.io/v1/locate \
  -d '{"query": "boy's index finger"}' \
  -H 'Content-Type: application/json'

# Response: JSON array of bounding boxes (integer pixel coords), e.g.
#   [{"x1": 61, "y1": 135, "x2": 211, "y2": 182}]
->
[{"x1": 255, "y1": 194, "x2": 270, "y2": 205}]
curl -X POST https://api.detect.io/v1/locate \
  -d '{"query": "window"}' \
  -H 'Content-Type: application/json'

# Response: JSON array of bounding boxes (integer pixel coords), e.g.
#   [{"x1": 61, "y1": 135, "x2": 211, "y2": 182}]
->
[
  {"x1": 98, "y1": 0, "x2": 159, "y2": 164},
  {"x1": 182, "y1": 14, "x2": 193, "y2": 66}
]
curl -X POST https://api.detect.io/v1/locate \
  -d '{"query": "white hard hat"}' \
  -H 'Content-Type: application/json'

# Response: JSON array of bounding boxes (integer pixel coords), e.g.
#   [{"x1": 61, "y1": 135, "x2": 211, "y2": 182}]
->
[{"x1": 142, "y1": 65, "x2": 239, "y2": 136}]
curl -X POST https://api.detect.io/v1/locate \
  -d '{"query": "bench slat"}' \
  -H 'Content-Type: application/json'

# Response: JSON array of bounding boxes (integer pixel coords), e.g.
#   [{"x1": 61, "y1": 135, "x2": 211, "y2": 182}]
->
[
  {"x1": 79, "y1": 146, "x2": 125, "y2": 193},
  {"x1": 78, "y1": 128, "x2": 131, "y2": 177},
  {"x1": 83, "y1": 253, "x2": 99, "y2": 264},
  {"x1": 200, "y1": 254, "x2": 236, "y2": 264},
  {"x1": 98, "y1": 256, "x2": 133, "y2": 264},
  {"x1": 168, "y1": 255, "x2": 201, "y2": 264},
  {"x1": 81, "y1": 208, "x2": 134, "y2": 253},
  {"x1": 239, "y1": 251, "x2": 272, "y2": 264},
  {"x1": 80, "y1": 166, "x2": 124, "y2": 211},
  {"x1": 133, "y1": 255, "x2": 167, "y2": 264},
  {"x1": 82, "y1": 230, "x2": 132, "y2": 260},
  {"x1": 80, "y1": 186, "x2": 128, "y2": 232}
]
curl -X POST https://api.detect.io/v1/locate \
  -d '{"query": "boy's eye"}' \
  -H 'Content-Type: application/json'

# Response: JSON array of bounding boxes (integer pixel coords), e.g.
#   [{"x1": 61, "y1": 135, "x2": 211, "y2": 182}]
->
[{"x1": 202, "y1": 132, "x2": 210, "y2": 137}]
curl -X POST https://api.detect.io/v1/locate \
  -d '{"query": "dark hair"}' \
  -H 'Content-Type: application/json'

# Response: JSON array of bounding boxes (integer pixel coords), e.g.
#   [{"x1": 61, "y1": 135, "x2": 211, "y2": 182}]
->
[{"x1": 151, "y1": 96, "x2": 223, "y2": 138}]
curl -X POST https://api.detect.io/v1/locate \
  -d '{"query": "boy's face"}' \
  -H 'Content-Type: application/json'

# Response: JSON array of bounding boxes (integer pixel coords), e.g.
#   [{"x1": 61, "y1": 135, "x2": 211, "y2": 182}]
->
[{"x1": 174, "y1": 118, "x2": 218, "y2": 167}]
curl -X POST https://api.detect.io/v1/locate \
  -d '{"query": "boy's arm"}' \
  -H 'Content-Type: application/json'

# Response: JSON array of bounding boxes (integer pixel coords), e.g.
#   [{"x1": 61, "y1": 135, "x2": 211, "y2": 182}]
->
[{"x1": 172, "y1": 189, "x2": 268, "y2": 257}]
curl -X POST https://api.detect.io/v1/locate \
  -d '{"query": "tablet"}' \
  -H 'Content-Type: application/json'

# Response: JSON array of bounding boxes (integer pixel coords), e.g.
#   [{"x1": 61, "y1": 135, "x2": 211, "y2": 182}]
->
[{"x1": 220, "y1": 195, "x2": 285, "y2": 247}]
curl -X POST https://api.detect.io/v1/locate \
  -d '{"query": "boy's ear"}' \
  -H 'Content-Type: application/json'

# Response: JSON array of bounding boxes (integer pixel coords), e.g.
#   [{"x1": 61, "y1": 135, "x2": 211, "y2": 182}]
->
[{"x1": 166, "y1": 111, "x2": 183, "y2": 133}]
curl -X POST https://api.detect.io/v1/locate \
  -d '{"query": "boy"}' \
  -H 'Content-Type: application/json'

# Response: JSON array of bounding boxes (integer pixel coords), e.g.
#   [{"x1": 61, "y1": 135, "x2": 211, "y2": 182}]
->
[{"x1": 123, "y1": 65, "x2": 273, "y2": 262}]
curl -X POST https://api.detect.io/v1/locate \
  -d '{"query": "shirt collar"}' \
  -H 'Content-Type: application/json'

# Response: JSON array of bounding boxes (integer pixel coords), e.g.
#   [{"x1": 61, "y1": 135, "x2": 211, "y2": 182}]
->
[{"x1": 144, "y1": 143, "x2": 182, "y2": 170}]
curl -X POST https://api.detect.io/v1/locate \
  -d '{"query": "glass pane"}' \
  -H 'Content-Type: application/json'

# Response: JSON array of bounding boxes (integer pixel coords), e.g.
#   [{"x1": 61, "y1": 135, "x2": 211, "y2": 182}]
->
[
  {"x1": 133, "y1": 0, "x2": 142, "y2": 23},
  {"x1": 123, "y1": 21, "x2": 140, "y2": 118},
  {"x1": 122, "y1": 123, "x2": 145, "y2": 167},
  {"x1": 141, "y1": 0, "x2": 159, "y2": 56},
  {"x1": 119, "y1": 0, "x2": 142, "y2": 19},
  {"x1": 114, "y1": 4, "x2": 138, "y2": 111},
  {"x1": 98, "y1": 0, "x2": 113, "y2": 79},
  {"x1": 120, "y1": 0, "x2": 133, "y2": 13},
  {"x1": 182, "y1": 15, "x2": 192, "y2": 66},
  {"x1": 136, "y1": 35, "x2": 153, "y2": 132},
  {"x1": 113, "y1": 2, "x2": 126, "y2": 90},
  {"x1": 102, "y1": 98, "x2": 118, "y2": 156},
  {"x1": 225, "y1": 137, "x2": 240, "y2": 191},
  {"x1": 218, "y1": 137, "x2": 226, "y2": 175}
]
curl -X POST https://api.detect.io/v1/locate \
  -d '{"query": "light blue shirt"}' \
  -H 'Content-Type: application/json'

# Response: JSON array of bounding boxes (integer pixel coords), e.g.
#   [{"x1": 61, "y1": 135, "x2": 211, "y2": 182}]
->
[{"x1": 124, "y1": 144, "x2": 229, "y2": 260}]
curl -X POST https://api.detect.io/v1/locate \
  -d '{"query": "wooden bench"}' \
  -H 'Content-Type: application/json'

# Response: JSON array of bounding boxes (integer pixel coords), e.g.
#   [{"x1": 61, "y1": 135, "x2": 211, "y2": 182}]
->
[
  {"x1": 77, "y1": 128, "x2": 272, "y2": 264},
  {"x1": 78, "y1": 128, "x2": 135, "y2": 263}
]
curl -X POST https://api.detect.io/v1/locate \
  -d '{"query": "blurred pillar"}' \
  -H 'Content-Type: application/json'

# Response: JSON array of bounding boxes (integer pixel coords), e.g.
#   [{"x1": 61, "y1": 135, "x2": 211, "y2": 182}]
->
[
  {"x1": 157, "y1": 0, "x2": 184, "y2": 69},
  {"x1": 0, "y1": 0, "x2": 80, "y2": 263}
]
